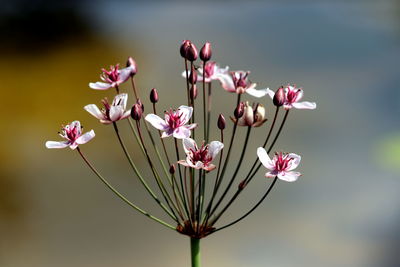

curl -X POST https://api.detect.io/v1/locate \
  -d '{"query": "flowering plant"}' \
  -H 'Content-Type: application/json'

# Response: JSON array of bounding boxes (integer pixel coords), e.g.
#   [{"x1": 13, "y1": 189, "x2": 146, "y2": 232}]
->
[{"x1": 46, "y1": 40, "x2": 316, "y2": 267}]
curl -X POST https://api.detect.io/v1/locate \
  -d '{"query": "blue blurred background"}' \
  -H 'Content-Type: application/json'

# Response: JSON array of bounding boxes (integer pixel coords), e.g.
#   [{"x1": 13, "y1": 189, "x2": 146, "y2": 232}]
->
[{"x1": 1, "y1": 0, "x2": 400, "y2": 266}]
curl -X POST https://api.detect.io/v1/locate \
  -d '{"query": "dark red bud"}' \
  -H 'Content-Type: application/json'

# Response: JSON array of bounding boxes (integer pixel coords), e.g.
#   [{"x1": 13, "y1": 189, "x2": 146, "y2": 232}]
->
[
  {"x1": 190, "y1": 85, "x2": 198, "y2": 100},
  {"x1": 131, "y1": 104, "x2": 142, "y2": 120},
  {"x1": 126, "y1": 57, "x2": 137, "y2": 77},
  {"x1": 136, "y1": 98, "x2": 144, "y2": 112},
  {"x1": 200, "y1": 42, "x2": 212, "y2": 61},
  {"x1": 169, "y1": 164, "x2": 176, "y2": 174},
  {"x1": 234, "y1": 102, "x2": 245, "y2": 119},
  {"x1": 189, "y1": 69, "x2": 197, "y2": 84},
  {"x1": 238, "y1": 180, "x2": 246, "y2": 190},
  {"x1": 180, "y1": 40, "x2": 198, "y2": 61},
  {"x1": 217, "y1": 114, "x2": 226, "y2": 130},
  {"x1": 180, "y1": 40, "x2": 191, "y2": 58},
  {"x1": 150, "y1": 88, "x2": 159, "y2": 103},
  {"x1": 273, "y1": 87, "x2": 285, "y2": 107}
]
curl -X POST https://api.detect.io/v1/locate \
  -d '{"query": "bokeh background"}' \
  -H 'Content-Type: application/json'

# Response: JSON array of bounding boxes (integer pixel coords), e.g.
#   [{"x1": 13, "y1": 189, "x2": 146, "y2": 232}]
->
[{"x1": 1, "y1": 0, "x2": 400, "y2": 266}]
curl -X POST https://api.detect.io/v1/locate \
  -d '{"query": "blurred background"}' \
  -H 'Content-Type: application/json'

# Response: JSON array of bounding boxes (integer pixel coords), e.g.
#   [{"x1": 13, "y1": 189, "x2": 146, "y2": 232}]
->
[{"x1": 1, "y1": 0, "x2": 400, "y2": 266}]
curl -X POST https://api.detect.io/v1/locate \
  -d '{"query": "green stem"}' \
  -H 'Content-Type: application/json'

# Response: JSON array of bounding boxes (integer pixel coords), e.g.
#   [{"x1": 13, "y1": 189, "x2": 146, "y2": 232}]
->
[{"x1": 190, "y1": 237, "x2": 201, "y2": 267}]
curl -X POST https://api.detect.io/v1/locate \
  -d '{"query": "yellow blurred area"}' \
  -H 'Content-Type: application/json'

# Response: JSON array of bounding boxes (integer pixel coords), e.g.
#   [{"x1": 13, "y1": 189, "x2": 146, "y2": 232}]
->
[{"x1": 375, "y1": 134, "x2": 400, "y2": 170}]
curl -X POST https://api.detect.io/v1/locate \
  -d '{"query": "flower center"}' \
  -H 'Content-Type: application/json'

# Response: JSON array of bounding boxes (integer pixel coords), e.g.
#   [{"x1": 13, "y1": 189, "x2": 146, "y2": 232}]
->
[
  {"x1": 190, "y1": 144, "x2": 212, "y2": 165},
  {"x1": 275, "y1": 153, "x2": 294, "y2": 172},
  {"x1": 166, "y1": 109, "x2": 185, "y2": 129},
  {"x1": 102, "y1": 64, "x2": 120, "y2": 83},
  {"x1": 286, "y1": 88, "x2": 301, "y2": 104}
]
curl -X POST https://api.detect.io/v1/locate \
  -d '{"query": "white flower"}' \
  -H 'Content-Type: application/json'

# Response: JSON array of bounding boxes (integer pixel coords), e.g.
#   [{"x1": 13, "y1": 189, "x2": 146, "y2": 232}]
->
[
  {"x1": 178, "y1": 138, "x2": 224, "y2": 171},
  {"x1": 45, "y1": 121, "x2": 95, "y2": 150},
  {"x1": 84, "y1": 93, "x2": 131, "y2": 124},
  {"x1": 219, "y1": 70, "x2": 270, "y2": 98},
  {"x1": 265, "y1": 85, "x2": 316, "y2": 110},
  {"x1": 89, "y1": 64, "x2": 134, "y2": 90},
  {"x1": 182, "y1": 61, "x2": 230, "y2": 83},
  {"x1": 145, "y1": 105, "x2": 197, "y2": 139},
  {"x1": 257, "y1": 148, "x2": 301, "y2": 182}
]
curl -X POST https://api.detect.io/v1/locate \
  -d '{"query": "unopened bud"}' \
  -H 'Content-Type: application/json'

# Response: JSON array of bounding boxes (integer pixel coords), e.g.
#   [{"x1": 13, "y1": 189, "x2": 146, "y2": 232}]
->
[
  {"x1": 217, "y1": 114, "x2": 226, "y2": 130},
  {"x1": 190, "y1": 85, "x2": 198, "y2": 100},
  {"x1": 136, "y1": 98, "x2": 144, "y2": 112},
  {"x1": 180, "y1": 40, "x2": 191, "y2": 58},
  {"x1": 150, "y1": 88, "x2": 159, "y2": 103},
  {"x1": 180, "y1": 40, "x2": 198, "y2": 61},
  {"x1": 189, "y1": 69, "x2": 197, "y2": 84},
  {"x1": 234, "y1": 102, "x2": 245, "y2": 119},
  {"x1": 273, "y1": 87, "x2": 285, "y2": 107},
  {"x1": 131, "y1": 104, "x2": 142, "y2": 120},
  {"x1": 169, "y1": 164, "x2": 176, "y2": 174},
  {"x1": 200, "y1": 42, "x2": 212, "y2": 61},
  {"x1": 126, "y1": 57, "x2": 137, "y2": 77}
]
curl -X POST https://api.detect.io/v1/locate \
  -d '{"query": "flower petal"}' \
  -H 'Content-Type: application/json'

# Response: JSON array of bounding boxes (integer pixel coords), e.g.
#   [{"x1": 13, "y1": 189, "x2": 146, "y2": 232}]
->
[
  {"x1": 185, "y1": 123, "x2": 197, "y2": 130},
  {"x1": 89, "y1": 82, "x2": 112, "y2": 90},
  {"x1": 178, "y1": 160, "x2": 190, "y2": 167},
  {"x1": 246, "y1": 88, "x2": 270, "y2": 98},
  {"x1": 75, "y1": 130, "x2": 95, "y2": 145},
  {"x1": 257, "y1": 147, "x2": 275, "y2": 170},
  {"x1": 177, "y1": 105, "x2": 193, "y2": 125},
  {"x1": 203, "y1": 164, "x2": 216, "y2": 171},
  {"x1": 145, "y1": 114, "x2": 169, "y2": 131},
  {"x1": 265, "y1": 171, "x2": 277, "y2": 178},
  {"x1": 109, "y1": 105, "x2": 124, "y2": 121},
  {"x1": 292, "y1": 101, "x2": 316, "y2": 110},
  {"x1": 287, "y1": 153, "x2": 301, "y2": 171},
  {"x1": 182, "y1": 138, "x2": 197, "y2": 154},
  {"x1": 45, "y1": 140, "x2": 70, "y2": 149},
  {"x1": 207, "y1": 141, "x2": 224, "y2": 160},
  {"x1": 118, "y1": 66, "x2": 133, "y2": 83},
  {"x1": 218, "y1": 74, "x2": 235, "y2": 92},
  {"x1": 173, "y1": 126, "x2": 191, "y2": 139},
  {"x1": 84, "y1": 104, "x2": 105, "y2": 120},
  {"x1": 70, "y1": 121, "x2": 82, "y2": 136},
  {"x1": 112, "y1": 93, "x2": 128, "y2": 110},
  {"x1": 277, "y1": 171, "x2": 301, "y2": 182}
]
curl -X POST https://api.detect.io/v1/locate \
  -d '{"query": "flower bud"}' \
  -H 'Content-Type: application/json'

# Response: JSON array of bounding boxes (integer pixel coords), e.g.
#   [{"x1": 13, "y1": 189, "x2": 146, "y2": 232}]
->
[
  {"x1": 243, "y1": 103, "x2": 254, "y2": 126},
  {"x1": 189, "y1": 69, "x2": 197, "y2": 84},
  {"x1": 131, "y1": 103, "x2": 142, "y2": 121},
  {"x1": 180, "y1": 40, "x2": 198, "y2": 61},
  {"x1": 273, "y1": 87, "x2": 285, "y2": 107},
  {"x1": 136, "y1": 98, "x2": 144, "y2": 112},
  {"x1": 169, "y1": 164, "x2": 176, "y2": 174},
  {"x1": 217, "y1": 114, "x2": 226, "y2": 130},
  {"x1": 126, "y1": 57, "x2": 137, "y2": 77},
  {"x1": 180, "y1": 40, "x2": 190, "y2": 58},
  {"x1": 200, "y1": 42, "x2": 212, "y2": 61},
  {"x1": 150, "y1": 88, "x2": 159, "y2": 103},
  {"x1": 190, "y1": 85, "x2": 198, "y2": 100},
  {"x1": 234, "y1": 102, "x2": 245, "y2": 119}
]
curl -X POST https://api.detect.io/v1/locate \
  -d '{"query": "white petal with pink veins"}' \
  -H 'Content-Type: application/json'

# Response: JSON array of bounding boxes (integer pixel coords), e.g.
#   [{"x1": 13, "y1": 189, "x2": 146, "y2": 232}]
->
[
  {"x1": 84, "y1": 104, "x2": 105, "y2": 120},
  {"x1": 145, "y1": 114, "x2": 169, "y2": 131},
  {"x1": 45, "y1": 141, "x2": 70, "y2": 149},
  {"x1": 89, "y1": 82, "x2": 112, "y2": 90},
  {"x1": 207, "y1": 141, "x2": 224, "y2": 160},
  {"x1": 278, "y1": 171, "x2": 301, "y2": 182},
  {"x1": 109, "y1": 105, "x2": 124, "y2": 121},
  {"x1": 75, "y1": 130, "x2": 95, "y2": 145},
  {"x1": 173, "y1": 127, "x2": 191, "y2": 139},
  {"x1": 257, "y1": 147, "x2": 275, "y2": 169},
  {"x1": 287, "y1": 153, "x2": 301, "y2": 171},
  {"x1": 113, "y1": 93, "x2": 128, "y2": 109},
  {"x1": 182, "y1": 138, "x2": 197, "y2": 154},
  {"x1": 292, "y1": 101, "x2": 316, "y2": 110},
  {"x1": 118, "y1": 67, "x2": 133, "y2": 83},
  {"x1": 219, "y1": 75, "x2": 235, "y2": 92},
  {"x1": 177, "y1": 105, "x2": 193, "y2": 124}
]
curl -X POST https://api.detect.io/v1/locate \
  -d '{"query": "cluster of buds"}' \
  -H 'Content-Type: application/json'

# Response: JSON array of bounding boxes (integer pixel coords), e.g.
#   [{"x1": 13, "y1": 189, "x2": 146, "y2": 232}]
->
[{"x1": 45, "y1": 41, "x2": 316, "y2": 245}]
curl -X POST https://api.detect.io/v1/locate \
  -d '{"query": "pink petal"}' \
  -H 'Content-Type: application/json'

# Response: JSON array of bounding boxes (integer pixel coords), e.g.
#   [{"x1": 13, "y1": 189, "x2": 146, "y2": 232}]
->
[
  {"x1": 75, "y1": 130, "x2": 95, "y2": 145},
  {"x1": 219, "y1": 74, "x2": 235, "y2": 92},
  {"x1": 45, "y1": 141, "x2": 70, "y2": 149},
  {"x1": 207, "y1": 141, "x2": 224, "y2": 160},
  {"x1": 177, "y1": 105, "x2": 193, "y2": 125},
  {"x1": 292, "y1": 101, "x2": 316, "y2": 110},
  {"x1": 118, "y1": 66, "x2": 133, "y2": 83},
  {"x1": 173, "y1": 127, "x2": 191, "y2": 139},
  {"x1": 257, "y1": 147, "x2": 275, "y2": 170},
  {"x1": 84, "y1": 104, "x2": 105, "y2": 120},
  {"x1": 277, "y1": 171, "x2": 301, "y2": 182},
  {"x1": 145, "y1": 114, "x2": 169, "y2": 131},
  {"x1": 89, "y1": 82, "x2": 112, "y2": 90},
  {"x1": 182, "y1": 138, "x2": 197, "y2": 154},
  {"x1": 287, "y1": 153, "x2": 301, "y2": 171},
  {"x1": 295, "y1": 89, "x2": 304, "y2": 102}
]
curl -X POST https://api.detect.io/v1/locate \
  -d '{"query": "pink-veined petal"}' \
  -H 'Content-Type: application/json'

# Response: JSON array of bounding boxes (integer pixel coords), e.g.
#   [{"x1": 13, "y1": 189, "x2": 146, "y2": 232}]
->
[
  {"x1": 84, "y1": 104, "x2": 105, "y2": 120},
  {"x1": 145, "y1": 114, "x2": 169, "y2": 131},
  {"x1": 45, "y1": 140, "x2": 70, "y2": 149},
  {"x1": 219, "y1": 74, "x2": 235, "y2": 92},
  {"x1": 182, "y1": 138, "x2": 197, "y2": 154},
  {"x1": 109, "y1": 105, "x2": 124, "y2": 121},
  {"x1": 112, "y1": 93, "x2": 128, "y2": 110},
  {"x1": 89, "y1": 82, "x2": 112, "y2": 90},
  {"x1": 287, "y1": 153, "x2": 301, "y2": 171},
  {"x1": 177, "y1": 105, "x2": 193, "y2": 124},
  {"x1": 246, "y1": 88, "x2": 270, "y2": 98},
  {"x1": 173, "y1": 126, "x2": 191, "y2": 139},
  {"x1": 118, "y1": 67, "x2": 133, "y2": 83},
  {"x1": 75, "y1": 130, "x2": 95, "y2": 145},
  {"x1": 295, "y1": 89, "x2": 304, "y2": 102},
  {"x1": 278, "y1": 171, "x2": 301, "y2": 182},
  {"x1": 257, "y1": 147, "x2": 275, "y2": 170},
  {"x1": 292, "y1": 101, "x2": 316, "y2": 110},
  {"x1": 207, "y1": 141, "x2": 224, "y2": 160}
]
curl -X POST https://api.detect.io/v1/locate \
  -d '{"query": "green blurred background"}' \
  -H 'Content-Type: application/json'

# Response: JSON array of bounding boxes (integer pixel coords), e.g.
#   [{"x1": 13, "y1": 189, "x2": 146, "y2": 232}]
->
[{"x1": 1, "y1": 0, "x2": 400, "y2": 266}]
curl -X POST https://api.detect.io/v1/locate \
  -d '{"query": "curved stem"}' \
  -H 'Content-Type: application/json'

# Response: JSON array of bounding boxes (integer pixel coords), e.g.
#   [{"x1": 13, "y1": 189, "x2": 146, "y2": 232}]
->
[{"x1": 76, "y1": 147, "x2": 175, "y2": 230}]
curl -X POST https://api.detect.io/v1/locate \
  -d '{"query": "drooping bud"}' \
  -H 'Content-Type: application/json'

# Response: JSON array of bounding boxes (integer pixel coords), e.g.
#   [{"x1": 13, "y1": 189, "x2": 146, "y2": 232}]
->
[
  {"x1": 150, "y1": 88, "x2": 159, "y2": 103},
  {"x1": 273, "y1": 87, "x2": 285, "y2": 107},
  {"x1": 189, "y1": 69, "x2": 197, "y2": 84},
  {"x1": 169, "y1": 164, "x2": 176, "y2": 174},
  {"x1": 136, "y1": 98, "x2": 144, "y2": 112},
  {"x1": 200, "y1": 42, "x2": 212, "y2": 61},
  {"x1": 180, "y1": 40, "x2": 198, "y2": 61},
  {"x1": 126, "y1": 57, "x2": 137, "y2": 77},
  {"x1": 190, "y1": 85, "x2": 198, "y2": 100},
  {"x1": 234, "y1": 102, "x2": 245, "y2": 119},
  {"x1": 131, "y1": 103, "x2": 142, "y2": 121},
  {"x1": 217, "y1": 114, "x2": 226, "y2": 130}
]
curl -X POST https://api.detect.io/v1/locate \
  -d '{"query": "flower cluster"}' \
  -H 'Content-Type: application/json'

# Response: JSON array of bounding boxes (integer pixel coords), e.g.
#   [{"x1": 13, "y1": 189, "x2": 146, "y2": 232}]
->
[{"x1": 45, "y1": 40, "x2": 316, "y2": 263}]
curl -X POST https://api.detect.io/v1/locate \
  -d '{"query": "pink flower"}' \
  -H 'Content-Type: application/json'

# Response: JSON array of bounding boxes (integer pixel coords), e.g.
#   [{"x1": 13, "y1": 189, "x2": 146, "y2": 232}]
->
[
  {"x1": 145, "y1": 105, "x2": 197, "y2": 139},
  {"x1": 257, "y1": 148, "x2": 301, "y2": 182},
  {"x1": 265, "y1": 85, "x2": 316, "y2": 110},
  {"x1": 178, "y1": 138, "x2": 224, "y2": 171},
  {"x1": 45, "y1": 121, "x2": 95, "y2": 150},
  {"x1": 182, "y1": 61, "x2": 230, "y2": 83},
  {"x1": 84, "y1": 93, "x2": 131, "y2": 124},
  {"x1": 219, "y1": 71, "x2": 270, "y2": 97},
  {"x1": 89, "y1": 64, "x2": 135, "y2": 90}
]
